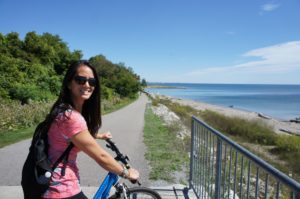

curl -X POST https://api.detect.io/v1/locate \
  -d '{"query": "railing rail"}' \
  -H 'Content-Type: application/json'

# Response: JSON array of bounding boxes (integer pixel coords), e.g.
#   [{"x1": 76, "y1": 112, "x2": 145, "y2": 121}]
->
[{"x1": 189, "y1": 116, "x2": 300, "y2": 199}]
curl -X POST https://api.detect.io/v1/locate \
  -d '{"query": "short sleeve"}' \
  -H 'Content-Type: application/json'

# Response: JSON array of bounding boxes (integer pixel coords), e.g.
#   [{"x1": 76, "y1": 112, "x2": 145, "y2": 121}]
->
[{"x1": 59, "y1": 110, "x2": 88, "y2": 139}]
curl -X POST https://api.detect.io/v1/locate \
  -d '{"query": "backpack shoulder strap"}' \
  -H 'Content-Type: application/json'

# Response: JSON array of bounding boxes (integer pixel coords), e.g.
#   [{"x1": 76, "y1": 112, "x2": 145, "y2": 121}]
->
[{"x1": 52, "y1": 143, "x2": 74, "y2": 176}]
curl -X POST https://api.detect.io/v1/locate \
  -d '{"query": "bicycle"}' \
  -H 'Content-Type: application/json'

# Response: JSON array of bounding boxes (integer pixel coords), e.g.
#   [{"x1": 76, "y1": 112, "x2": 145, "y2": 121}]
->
[{"x1": 93, "y1": 139, "x2": 162, "y2": 199}]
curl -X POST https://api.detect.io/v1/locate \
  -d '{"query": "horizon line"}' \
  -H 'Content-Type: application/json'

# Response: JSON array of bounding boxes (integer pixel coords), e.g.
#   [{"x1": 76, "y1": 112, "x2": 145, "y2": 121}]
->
[{"x1": 147, "y1": 82, "x2": 300, "y2": 86}]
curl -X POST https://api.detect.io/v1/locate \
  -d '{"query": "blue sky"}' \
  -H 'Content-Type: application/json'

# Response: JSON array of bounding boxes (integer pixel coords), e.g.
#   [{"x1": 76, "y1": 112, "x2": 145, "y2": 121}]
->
[{"x1": 1, "y1": 0, "x2": 300, "y2": 84}]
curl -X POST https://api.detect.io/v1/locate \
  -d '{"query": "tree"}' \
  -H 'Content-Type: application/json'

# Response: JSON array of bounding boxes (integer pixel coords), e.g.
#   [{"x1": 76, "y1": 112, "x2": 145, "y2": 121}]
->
[
  {"x1": 0, "y1": 32, "x2": 142, "y2": 102},
  {"x1": 141, "y1": 79, "x2": 147, "y2": 87},
  {"x1": 5, "y1": 32, "x2": 25, "y2": 58},
  {"x1": 0, "y1": 32, "x2": 82, "y2": 102},
  {"x1": 89, "y1": 55, "x2": 142, "y2": 98}
]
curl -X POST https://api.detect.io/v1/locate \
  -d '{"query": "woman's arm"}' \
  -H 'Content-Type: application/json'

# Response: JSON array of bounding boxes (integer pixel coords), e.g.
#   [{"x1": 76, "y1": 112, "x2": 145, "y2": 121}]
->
[{"x1": 70, "y1": 130, "x2": 139, "y2": 180}]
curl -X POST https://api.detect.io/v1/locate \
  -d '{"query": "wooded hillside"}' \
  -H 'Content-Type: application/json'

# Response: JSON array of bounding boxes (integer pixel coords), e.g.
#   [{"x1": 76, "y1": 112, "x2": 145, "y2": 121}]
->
[{"x1": 0, "y1": 31, "x2": 144, "y2": 103}]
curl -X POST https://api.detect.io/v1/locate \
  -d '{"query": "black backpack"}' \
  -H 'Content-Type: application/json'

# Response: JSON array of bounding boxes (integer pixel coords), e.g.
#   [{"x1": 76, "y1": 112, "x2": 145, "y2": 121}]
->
[{"x1": 21, "y1": 121, "x2": 74, "y2": 199}]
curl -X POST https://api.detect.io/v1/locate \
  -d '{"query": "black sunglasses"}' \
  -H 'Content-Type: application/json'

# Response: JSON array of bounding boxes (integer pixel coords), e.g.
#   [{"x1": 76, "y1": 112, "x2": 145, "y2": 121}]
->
[{"x1": 73, "y1": 76, "x2": 97, "y2": 87}]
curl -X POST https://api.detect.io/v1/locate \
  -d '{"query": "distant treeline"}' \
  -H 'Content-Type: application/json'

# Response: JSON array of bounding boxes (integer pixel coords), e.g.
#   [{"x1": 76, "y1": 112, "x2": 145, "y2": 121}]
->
[{"x1": 0, "y1": 31, "x2": 147, "y2": 103}]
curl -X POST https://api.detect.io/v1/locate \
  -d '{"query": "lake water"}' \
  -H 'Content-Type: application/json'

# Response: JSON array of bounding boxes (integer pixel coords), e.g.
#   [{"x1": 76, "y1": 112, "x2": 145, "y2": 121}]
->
[{"x1": 145, "y1": 83, "x2": 300, "y2": 121}]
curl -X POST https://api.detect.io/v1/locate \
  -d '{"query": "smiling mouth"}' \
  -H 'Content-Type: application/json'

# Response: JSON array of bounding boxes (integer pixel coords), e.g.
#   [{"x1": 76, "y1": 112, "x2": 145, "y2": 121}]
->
[{"x1": 80, "y1": 89, "x2": 92, "y2": 95}]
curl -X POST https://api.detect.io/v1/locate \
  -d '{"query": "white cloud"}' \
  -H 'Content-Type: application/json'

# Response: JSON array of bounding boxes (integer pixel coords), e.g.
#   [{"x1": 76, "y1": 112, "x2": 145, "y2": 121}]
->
[
  {"x1": 241, "y1": 41, "x2": 300, "y2": 70},
  {"x1": 261, "y1": 3, "x2": 280, "y2": 11},
  {"x1": 184, "y1": 41, "x2": 300, "y2": 83}
]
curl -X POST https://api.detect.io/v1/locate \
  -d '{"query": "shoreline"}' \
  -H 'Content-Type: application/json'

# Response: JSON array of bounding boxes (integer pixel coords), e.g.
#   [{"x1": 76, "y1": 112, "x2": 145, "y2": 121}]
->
[
  {"x1": 151, "y1": 94, "x2": 300, "y2": 136},
  {"x1": 146, "y1": 85, "x2": 186, "y2": 89}
]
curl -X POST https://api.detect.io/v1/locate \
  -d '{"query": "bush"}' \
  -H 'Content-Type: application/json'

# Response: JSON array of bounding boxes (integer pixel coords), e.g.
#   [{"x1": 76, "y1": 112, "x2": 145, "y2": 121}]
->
[
  {"x1": 274, "y1": 134, "x2": 300, "y2": 152},
  {"x1": 0, "y1": 98, "x2": 52, "y2": 133},
  {"x1": 101, "y1": 85, "x2": 114, "y2": 100},
  {"x1": 201, "y1": 110, "x2": 277, "y2": 145},
  {"x1": 9, "y1": 84, "x2": 54, "y2": 103}
]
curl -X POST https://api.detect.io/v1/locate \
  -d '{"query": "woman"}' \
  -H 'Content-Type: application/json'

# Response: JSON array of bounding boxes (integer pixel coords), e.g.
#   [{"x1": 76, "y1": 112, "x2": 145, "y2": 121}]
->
[{"x1": 35, "y1": 60, "x2": 139, "y2": 198}]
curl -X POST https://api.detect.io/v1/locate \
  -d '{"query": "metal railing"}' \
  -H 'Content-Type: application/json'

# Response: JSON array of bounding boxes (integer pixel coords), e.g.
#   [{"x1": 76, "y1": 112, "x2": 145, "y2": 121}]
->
[{"x1": 189, "y1": 116, "x2": 300, "y2": 199}]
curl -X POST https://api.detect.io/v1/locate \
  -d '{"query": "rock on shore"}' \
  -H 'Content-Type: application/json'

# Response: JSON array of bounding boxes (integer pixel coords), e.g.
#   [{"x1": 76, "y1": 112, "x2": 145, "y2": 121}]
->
[{"x1": 151, "y1": 103, "x2": 189, "y2": 138}]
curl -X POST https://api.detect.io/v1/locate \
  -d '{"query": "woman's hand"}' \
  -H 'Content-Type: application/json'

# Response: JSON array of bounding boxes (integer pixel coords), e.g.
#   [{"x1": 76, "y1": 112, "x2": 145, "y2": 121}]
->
[
  {"x1": 127, "y1": 168, "x2": 140, "y2": 181},
  {"x1": 96, "y1": 131, "x2": 112, "y2": 140}
]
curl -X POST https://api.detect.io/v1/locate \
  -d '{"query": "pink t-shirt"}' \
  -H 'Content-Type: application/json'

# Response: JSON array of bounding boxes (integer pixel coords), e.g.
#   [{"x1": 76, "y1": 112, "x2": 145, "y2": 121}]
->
[{"x1": 42, "y1": 109, "x2": 87, "y2": 199}]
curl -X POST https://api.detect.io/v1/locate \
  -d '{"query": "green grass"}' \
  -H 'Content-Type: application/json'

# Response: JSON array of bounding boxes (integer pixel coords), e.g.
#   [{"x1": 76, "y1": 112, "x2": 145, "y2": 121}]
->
[
  {"x1": 102, "y1": 96, "x2": 138, "y2": 114},
  {"x1": 0, "y1": 126, "x2": 35, "y2": 148},
  {"x1": 201, "y1": 110, "x2": 277, "y2": 145},
  {"x1": 143, "y1": 105, "x2": 189, "y2": 182}
]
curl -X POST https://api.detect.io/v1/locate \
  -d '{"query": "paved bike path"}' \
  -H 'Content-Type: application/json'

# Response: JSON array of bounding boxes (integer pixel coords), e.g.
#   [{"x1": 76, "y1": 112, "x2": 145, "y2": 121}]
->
[{"x1": 0, "y1": 93, "x2": 151, "y2": 198}]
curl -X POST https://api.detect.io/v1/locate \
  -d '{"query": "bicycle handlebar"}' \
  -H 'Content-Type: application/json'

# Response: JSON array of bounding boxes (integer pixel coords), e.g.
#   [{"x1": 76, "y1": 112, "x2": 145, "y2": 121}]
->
[
  {"x1": 105, "y1": 139, "x2": 140, "y2": 185},
  {"x1": 105, "y1": 139, "x2": 130, "y2": 168}
]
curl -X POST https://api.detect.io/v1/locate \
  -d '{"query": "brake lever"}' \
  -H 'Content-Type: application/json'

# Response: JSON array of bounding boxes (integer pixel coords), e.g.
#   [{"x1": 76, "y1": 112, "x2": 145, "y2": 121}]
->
[{"x1": 130, "y1": 179, "x2": 141, "y2": 186}]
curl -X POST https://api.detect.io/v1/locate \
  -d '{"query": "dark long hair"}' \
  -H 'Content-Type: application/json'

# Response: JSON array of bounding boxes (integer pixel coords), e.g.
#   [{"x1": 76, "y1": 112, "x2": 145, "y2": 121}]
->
[{"x1": 34, "y1": 60, "x2": 101, "y2": 139}]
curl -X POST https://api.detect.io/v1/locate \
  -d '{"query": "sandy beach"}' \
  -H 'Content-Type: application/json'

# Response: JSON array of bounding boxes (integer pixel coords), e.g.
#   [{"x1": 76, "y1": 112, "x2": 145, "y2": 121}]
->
[{"x1": 152, "y1": 94, "x2": 300, "y2": 136}]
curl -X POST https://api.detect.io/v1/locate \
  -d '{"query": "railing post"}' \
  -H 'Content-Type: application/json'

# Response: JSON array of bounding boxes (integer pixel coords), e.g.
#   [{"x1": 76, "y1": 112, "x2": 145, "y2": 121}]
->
[
  {"x1": 296, "y1": 191, "x2": 300, "y2": 199},
  {"x1": 215, "y1": 138, "x2": 222, "y2": 199},
  {"x1": 189, "y1": 118, "x2": 195, "y2": 190}
]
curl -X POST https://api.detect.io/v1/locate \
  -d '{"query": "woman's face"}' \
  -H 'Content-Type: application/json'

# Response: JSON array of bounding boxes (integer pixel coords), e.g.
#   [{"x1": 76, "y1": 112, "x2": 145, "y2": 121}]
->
[{"x1": 68, "y1": 65, "x2": 96, "y2": 106}]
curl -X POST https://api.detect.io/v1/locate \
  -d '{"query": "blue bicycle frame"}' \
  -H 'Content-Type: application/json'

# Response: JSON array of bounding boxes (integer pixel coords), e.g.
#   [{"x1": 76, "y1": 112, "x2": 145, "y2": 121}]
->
[{"x1": 93, "y1": 172, "x2": 119, "y2": 199}]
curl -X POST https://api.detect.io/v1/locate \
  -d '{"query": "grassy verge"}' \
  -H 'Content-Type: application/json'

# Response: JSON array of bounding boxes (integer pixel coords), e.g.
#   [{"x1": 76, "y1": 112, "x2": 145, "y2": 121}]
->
[
  {"x1": 0, "y1": 126, "x2": 35, "y2": 148},
  {"x1": 102, "y1": 96, "x2": 138, "y2": 114},
  {"x1": 143, "y1": 104, "x2": 189, "y2": 182},
  {"x1": 151, "y1": 96, "x2": 300, "y2": 181},
  {"x1": 0, "y1": 96, "x2": 138, "y2": 148}
]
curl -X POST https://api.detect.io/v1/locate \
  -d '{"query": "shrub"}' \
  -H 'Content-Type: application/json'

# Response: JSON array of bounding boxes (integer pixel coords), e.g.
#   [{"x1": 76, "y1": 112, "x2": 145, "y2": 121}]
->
[
  {"x1": 0, "y1": 98, "x2": 52, "y2": 133},
  {"x1": 9, "y1": 84, "x2": 54, "y2": 103},
  {"x1": 274, "y1": 134, "x2": 300, "y2": 152},
  {"x1": 201, "y1": 110, "x2": 276, "y2": 145}
]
